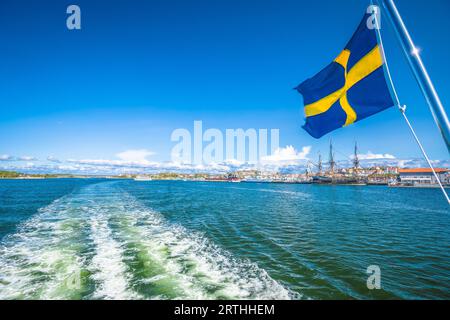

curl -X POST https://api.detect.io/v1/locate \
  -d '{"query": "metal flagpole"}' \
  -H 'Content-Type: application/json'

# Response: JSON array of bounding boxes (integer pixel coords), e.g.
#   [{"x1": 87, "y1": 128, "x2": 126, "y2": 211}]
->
[
  {"x1": 371, "y1": 2, "x2": 450, "y2": 205},
  {"x1": 379, "y1": 0, "x2": 450, "y2": 154}
]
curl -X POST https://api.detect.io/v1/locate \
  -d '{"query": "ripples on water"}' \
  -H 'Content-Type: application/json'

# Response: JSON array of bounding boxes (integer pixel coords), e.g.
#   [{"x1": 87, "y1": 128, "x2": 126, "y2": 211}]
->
[{"x1": 0, "y1": 179, "x2": 449, "y2": 299}]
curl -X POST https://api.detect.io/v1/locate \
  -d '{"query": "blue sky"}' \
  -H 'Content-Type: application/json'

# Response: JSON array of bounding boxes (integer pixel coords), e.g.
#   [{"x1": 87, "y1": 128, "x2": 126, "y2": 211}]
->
[{"x1": 0, "y1": 0, "x2": 449, "y2": 173}]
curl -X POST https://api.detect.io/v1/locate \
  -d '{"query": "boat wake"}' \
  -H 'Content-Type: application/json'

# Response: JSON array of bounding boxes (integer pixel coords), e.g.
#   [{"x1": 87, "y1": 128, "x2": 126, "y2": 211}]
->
[{"x1": 0, "y1": 181, "x2": 294, "y2": 300}]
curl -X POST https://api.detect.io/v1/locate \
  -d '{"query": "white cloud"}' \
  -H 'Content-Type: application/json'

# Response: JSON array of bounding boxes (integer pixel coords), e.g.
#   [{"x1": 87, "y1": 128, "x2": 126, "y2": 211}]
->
[
  {"x1": 0, "y1": 154, "x2": 14, "y2": 161},
  {"x1": 0, "y1": 155, "x2": 38, "y2": 161},
  {"x1": 115, "y1": 149, "x2": 155, "y2": 165},
  {"x1": 353, "y1": 151, "x2": 396, "y2": 160},
  {"x1": 5, "y1": 146, "x2": 446, "y2": 176},
  {"x1": 18, "y1": 156, "x2": 37, "y2": 161},
  {"x1": 67, "y1": 149, "x2": 158, "y2": 168},
  {"x1": 1, "y1": 156, "x2": 447, "y2": 176},
  {"x1": 84, "y1": 146, "x2": 313, "y2": 172},
  {"x1": 47, "y1": 156, "x2": 61, "y2": 163},
  {"x1": 66, "y1": 158, "x2": 156, "y2": 167},
  {"x1": 261, "y1": 145, "x2": 311, "y2": 163},
  {"x1": 223, "y1": 159, "x2": 245, "y2": 166}
]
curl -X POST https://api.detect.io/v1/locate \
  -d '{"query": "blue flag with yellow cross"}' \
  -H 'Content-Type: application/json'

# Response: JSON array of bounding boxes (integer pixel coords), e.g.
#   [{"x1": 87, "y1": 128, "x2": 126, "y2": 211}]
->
[{"x1": 296, "y1": 13, "x2": 394, "y2": 139}]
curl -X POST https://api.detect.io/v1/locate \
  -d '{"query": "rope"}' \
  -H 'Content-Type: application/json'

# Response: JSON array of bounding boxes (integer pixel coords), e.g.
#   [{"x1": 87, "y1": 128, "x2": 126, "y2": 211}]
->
[{"x1": 374, "y1": 5, "x2": 450, "y2": 204}]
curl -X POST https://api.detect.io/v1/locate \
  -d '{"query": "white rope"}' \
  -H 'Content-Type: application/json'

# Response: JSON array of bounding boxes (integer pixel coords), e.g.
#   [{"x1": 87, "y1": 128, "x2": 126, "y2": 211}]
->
[{"x1": 374, "y1": 5, "x2": 450, "y2": 204}]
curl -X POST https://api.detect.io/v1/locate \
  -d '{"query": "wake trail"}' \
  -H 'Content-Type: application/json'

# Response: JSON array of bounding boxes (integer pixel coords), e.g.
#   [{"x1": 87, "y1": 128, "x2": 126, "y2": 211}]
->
[{"x1": 0, "y1": 181, "x2": 297, "y2": 300}]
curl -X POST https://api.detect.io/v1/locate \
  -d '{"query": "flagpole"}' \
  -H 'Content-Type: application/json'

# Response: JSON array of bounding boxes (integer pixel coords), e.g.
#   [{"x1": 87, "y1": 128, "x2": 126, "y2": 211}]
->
[
  {"x1": 372, "y1": 2, "x2": 450, "y2": 205},
  {"x1": 379, "y1": 0, "x2": 450, "y2": 154}
]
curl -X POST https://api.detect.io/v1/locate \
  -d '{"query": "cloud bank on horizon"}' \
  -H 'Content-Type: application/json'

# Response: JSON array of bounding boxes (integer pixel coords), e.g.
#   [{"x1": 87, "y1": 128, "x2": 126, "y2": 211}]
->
[
  {"x1": 0, "y1": 155, "x2": 37, "y2": 162},
  {"x1": 1, "y1": 146, "x2": 449, "y2": 175},
  {"x1": 350, "y1": 151, "x2": 396, "y2": 160}
]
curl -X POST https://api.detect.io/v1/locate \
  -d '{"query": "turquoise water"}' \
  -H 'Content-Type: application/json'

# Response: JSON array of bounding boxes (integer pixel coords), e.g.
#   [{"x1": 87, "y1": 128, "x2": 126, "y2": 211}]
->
[{"x1": 0, "y1": 179, "x2": 449, "y2": 299}]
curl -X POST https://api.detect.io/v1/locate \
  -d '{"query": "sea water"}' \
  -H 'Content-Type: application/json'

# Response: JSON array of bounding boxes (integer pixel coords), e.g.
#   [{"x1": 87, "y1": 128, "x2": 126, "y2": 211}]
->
[{"x1": 0, "y1": 179, "x2": 448, "y2": 299}]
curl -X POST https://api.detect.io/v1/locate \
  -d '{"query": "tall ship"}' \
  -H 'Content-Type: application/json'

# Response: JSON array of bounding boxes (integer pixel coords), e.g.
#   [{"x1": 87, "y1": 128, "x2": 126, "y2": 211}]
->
[
  {"x1": 311, "y1": 141, "x2": 366, "y2": 185},
  {"x1": 311, "y1": 152, "x2": 332, "y2": 184}
]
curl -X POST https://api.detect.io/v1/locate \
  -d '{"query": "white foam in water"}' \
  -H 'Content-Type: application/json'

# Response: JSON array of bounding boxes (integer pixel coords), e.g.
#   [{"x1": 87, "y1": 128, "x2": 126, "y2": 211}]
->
[
  {"x1": 228, "y1": 186, "x2": 310, "y2": 198},
  {"x1": 111, "y1": 192, "x2": 295, "y2": 299},
  {"x1": 0, "y1": 182, "x2": 296, "y2": 300},
  {"x1": 89, "y1": 217, "x2": 139, "y2": 300},
  {"x1": 0, "y1": 197, "x2": 87, "y2": 299}
]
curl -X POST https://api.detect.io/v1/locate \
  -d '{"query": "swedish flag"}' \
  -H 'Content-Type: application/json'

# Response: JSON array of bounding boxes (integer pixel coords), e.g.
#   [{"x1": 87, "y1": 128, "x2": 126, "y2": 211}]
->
[{"x1": 296, "y1": 13, "x2": 394, "y2": 138}]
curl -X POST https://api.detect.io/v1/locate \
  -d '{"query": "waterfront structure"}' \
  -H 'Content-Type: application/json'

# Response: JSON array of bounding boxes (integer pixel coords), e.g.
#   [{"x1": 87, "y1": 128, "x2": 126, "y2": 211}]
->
[
  {"x1": 134, "y1": 175, "x2": 153, "y2": 181},
  {"x1": 398, "y1": 168, "x2": 449, "y2": 186}
]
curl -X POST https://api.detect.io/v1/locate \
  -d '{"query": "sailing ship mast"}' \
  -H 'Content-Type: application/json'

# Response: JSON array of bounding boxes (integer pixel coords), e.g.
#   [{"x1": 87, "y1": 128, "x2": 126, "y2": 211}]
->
[
  {"x1": 317, "y1": 153, "x2": 322, "y2": 175},
  {"x1": 328, "y1": 140, "x2": 336, "y2": 174},
  {"x1": 353, "y1": 142, "x2": 360, "y2": 172}
]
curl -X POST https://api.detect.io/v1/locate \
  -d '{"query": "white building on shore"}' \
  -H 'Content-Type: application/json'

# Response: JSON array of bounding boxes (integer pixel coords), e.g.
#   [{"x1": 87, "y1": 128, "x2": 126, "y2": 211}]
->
[{"x1": 398, "y1": 168, "x2": 449, "y2": 186}]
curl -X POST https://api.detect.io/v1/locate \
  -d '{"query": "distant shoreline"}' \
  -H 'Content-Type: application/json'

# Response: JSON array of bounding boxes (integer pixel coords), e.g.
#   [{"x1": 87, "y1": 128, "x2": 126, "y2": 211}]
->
[
  {"x1": 1, "y1": 176, "x2": 449, "y2": 189},
  {"x1": 0, "y1": 176, "x2": 123, "y2": 180}
]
